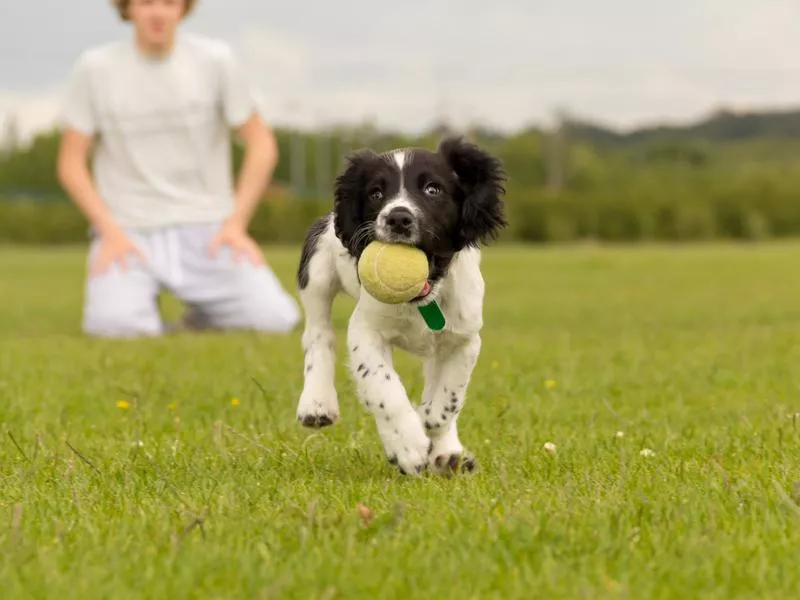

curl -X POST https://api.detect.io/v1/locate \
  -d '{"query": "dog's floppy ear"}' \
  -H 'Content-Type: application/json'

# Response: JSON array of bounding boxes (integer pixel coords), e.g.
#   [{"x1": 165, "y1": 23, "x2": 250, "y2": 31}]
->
[
  {"x1": 438, "y1": 136, "x2": 507, "y2": 248},
  {"x1": 333, "y1": 148, "x2": 380, "y2": 255}
]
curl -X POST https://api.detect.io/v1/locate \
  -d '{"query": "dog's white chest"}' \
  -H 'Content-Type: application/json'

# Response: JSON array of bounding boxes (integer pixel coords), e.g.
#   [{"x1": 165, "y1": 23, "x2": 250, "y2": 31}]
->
[
  {"x1": 384, "y1": 317, "x2": 439, "y2": 357},
  {"x1": 360, "y1": 296, "x2": 472, "y2": 358}
]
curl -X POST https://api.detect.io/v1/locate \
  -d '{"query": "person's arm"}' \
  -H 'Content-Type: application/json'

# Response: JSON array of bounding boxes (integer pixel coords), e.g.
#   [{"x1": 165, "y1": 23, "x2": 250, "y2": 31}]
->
[
  {"x1": 57, "y1": 130, "x2": 143, "y2": 273},
  {"x1": 208, "y1": 112, "x2": 277, "y2": 263},
  {"x1": 57, "y1": 129, "x2": 123, "y2": 238},
  {"x1": 208, "y1": 44, "x2": 279, "y2": 263},
  {"x1": 56, "y1": 53, "x2": 142, "y2": 273},
  {"x1": 226, "y1": 112, "x2": 279, "y2": 231}
]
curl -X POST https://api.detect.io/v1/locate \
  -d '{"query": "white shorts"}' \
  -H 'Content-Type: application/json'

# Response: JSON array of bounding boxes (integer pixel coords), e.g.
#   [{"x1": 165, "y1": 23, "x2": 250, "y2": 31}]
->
[{"x1": 82, "y1": 222, "x2": 301, "y2": 338}]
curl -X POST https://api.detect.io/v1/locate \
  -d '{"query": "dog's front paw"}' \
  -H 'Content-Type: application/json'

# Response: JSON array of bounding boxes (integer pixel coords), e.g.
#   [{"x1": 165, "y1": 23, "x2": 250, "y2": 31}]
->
[
  {"x1": 296, "y1": 388, "x2": 339, "y2": 429},
  {"x1": 378, "y1": 412, "x2": 433, "y2": 476},
  {"x1": 429, "y1": 436, "x2": 477, "y2": 476}
]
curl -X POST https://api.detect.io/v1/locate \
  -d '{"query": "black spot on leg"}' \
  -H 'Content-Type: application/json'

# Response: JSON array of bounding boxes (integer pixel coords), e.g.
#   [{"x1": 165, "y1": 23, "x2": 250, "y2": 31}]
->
[
  {"x1": 379, "y1": 402, "x2": 384, "y2": 409},
  {"x1": 306, "y1": 364, "x2": 314, "y2": 373},
  {"x1": 428, "y1": 440, "x2": 434, "y2": 455},
  {"x1": 378, "y1": 364, "x2": 384, "y2": 369},
  {"x1": 441, "y1": 413, "x2": 447, "y2": 420},
  {"x1": 357, "y1": 363, "x2": 365, "y2": 373},
  {"x1": 352, "y1": 345, "x2": 359, "y2": 352},
  {"x1": 388, "y1": 456, "x2": 398, "y2": 466},
  {"x1": 425, "y1": 408, "x2": 431, "y2": 415},
  {"x1": 385, "y1": 374, "x2": 391, "y2": 381},
  {"x1": 425, "y1": 422, "x2": 434, "y2": 430},
  {"x1": 362, "y1": 369, "x2": 370, "y2": 378}
]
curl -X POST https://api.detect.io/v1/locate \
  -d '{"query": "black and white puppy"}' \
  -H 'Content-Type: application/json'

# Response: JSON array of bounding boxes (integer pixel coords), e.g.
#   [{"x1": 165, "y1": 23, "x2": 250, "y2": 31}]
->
[{"x1": 295, "y1": 136, "x2": 506, "y2": 476}]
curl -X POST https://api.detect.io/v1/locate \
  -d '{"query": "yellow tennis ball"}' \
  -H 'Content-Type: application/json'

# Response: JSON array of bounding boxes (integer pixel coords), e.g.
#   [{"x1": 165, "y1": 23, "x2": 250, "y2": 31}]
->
[{"x1": 357, "y1": 241, "x2": 430, "y2": 304}]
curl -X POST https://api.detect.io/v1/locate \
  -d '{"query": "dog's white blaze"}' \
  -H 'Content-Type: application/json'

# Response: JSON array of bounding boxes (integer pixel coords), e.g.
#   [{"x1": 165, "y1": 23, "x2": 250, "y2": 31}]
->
[
  {"x1": 376, "y1": 151, "x2": 419, "y2": 241},
  {"x1": 392, "y1": 150, "x2": 407, "y2": 191},
  {"x1": 392, "y1": 150, "x2": 406, "y2": 170}
]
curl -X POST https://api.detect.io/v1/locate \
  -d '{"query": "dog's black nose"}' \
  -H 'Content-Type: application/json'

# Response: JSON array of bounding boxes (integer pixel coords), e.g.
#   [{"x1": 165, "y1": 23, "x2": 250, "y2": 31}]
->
[{"x1": 385, "y1": 207, "x2": 414, "y2": 232}]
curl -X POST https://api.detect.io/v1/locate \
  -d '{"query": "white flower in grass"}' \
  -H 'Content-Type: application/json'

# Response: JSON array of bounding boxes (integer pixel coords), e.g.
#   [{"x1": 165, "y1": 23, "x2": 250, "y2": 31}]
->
[
  {"x1": 543, "y1": 442, "x2": 557, "y2": 454},
  {"x1": 615, "y1": 431, "x2": 625, "y2": 438},
  {"x1": 640, "y1": 448, "x2": 655, "y2": 457}
]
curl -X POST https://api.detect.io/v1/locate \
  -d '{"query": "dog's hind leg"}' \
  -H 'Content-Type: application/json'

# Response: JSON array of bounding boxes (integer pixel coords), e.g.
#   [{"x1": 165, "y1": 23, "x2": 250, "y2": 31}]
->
[{"x1": 296, "y1": 217, "x2": 341, "y2": 428}]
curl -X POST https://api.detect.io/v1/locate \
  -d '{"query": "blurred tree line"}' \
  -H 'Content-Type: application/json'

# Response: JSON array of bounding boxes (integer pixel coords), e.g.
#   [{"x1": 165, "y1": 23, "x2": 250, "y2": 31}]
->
[{"x1": 2, "y1": 107, "x2": 800, "y2": 244}]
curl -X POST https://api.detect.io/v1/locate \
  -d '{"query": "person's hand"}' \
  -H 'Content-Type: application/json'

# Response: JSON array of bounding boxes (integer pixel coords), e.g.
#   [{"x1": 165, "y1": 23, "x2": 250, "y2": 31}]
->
[
  {"x1": 208, "y1": 217, "x2": 265, "y2": 265},
  {"x1": 91, "y1": 229, "x2": 145, "y2": 276}
]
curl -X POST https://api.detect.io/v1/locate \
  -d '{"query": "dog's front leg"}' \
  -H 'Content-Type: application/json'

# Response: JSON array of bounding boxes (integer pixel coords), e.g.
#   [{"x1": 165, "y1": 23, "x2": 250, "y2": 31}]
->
[
  {"x1": 296, "y1": 250, "x2": 340, "y2": 428},
  {"x1": 418, "y1": 334, "x2": 481, "y2": 475},
  {"x1": 348, "y1": 314, "x2": 432, "y2": 475}
]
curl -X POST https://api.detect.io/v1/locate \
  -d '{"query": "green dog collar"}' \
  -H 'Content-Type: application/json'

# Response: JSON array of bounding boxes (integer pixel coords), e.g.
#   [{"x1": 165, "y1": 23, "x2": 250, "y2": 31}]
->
[{"x1": 417, "y1": 300, "x2": 446, "y2": 331}]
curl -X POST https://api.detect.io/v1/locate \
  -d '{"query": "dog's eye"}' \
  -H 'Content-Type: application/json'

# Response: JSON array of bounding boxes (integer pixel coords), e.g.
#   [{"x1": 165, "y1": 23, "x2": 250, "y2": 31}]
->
[
  {"x1": 368, "y1": 189, "x2": 383, "y2": 202},
  {"x1": 424, "y1": 183, "x2": 442, "y2": 196}
]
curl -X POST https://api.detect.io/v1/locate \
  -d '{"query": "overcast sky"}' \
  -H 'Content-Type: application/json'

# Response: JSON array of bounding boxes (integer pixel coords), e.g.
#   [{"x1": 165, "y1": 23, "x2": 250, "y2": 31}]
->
[{"x1": 1, "y1": 0, "x2": 799, "y2": 140}]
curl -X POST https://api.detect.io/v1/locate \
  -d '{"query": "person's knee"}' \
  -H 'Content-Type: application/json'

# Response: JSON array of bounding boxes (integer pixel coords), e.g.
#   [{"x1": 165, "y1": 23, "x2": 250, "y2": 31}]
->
[
  {"x1": 82, "y1": 303, "x2": 162, "y2": 339},
  {"x1": 188, "y1": 265, "x2": 302, "y2": 334},
  {"x1": 232, "y1": 271, "x2": 302, "y2": 334},
  {"x1": 240, "y1": 293, "x2": 302, "y2": 334}
]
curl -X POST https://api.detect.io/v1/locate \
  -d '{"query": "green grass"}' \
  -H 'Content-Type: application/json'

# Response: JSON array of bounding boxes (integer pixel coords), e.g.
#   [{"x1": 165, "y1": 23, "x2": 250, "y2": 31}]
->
[{"x1": 3, "y1": 242, "x2": 800, "y2": 599}]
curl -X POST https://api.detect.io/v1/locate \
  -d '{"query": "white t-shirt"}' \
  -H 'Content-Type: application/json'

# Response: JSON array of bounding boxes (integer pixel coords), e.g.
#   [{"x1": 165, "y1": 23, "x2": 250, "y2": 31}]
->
[{"x1": 59, "y1": 33, "x2": 261, "y2": 230}]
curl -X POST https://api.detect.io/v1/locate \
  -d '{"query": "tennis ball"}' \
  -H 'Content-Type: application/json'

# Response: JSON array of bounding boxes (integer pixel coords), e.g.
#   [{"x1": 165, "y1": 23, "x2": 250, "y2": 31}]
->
[{"x1": 357, "y1": 241, "x2": 430, "y2": 304}]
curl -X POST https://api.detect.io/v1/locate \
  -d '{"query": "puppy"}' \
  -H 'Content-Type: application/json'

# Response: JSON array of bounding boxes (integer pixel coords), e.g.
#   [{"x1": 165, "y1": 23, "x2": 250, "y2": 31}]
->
[{"x1": 295, "y1": 136, "x2": 506, "y2": 476}]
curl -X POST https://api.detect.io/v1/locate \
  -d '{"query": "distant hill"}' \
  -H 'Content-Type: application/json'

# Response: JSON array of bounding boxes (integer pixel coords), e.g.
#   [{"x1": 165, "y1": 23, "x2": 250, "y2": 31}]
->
[{"x1": 565, "y1": 107, "x2": 800, "y2": 146}]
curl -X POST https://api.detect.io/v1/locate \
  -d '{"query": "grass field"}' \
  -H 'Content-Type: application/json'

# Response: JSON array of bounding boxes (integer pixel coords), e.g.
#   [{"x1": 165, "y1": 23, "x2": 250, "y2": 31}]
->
[{"x1": 3, "y1": 242, "x2": 800, "y2": 599}]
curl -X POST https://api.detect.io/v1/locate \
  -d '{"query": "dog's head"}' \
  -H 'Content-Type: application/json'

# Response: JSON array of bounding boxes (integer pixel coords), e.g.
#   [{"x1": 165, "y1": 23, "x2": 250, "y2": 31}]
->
[{"x1": 332, "y1": 136, "x2": 507, "y2": 285}]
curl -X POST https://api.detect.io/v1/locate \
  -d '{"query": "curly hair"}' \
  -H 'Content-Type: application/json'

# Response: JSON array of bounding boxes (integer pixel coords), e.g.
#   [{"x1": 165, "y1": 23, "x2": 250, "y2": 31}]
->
[{"x1": 112, "y1": 0, "x2": 197, "y2": 21}]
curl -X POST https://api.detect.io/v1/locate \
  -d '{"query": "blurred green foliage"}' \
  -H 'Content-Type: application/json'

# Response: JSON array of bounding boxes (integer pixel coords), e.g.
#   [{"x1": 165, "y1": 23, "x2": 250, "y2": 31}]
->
[{"x1": 2, "y1": 108, "x2": 800, "y2": 244}]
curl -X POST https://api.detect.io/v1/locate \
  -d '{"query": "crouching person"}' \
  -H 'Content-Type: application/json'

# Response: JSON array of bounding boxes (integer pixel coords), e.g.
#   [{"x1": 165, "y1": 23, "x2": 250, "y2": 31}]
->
[{"x1": 56, "y1": 0, "x2": 300, "y2": 338}]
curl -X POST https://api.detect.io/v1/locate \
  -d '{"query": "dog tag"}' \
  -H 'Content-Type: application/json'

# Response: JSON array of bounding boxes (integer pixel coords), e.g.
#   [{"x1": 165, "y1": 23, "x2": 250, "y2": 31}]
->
[{"x1": 418, "y1": 300, "x2": 446, "y2": 331}]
